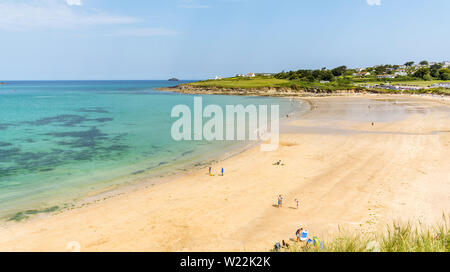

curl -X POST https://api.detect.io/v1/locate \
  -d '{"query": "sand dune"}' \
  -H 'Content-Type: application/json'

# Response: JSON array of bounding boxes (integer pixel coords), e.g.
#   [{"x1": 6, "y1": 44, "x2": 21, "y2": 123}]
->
[{"x1": 0, "y1": 95, "x2": 449, "y2": 252}]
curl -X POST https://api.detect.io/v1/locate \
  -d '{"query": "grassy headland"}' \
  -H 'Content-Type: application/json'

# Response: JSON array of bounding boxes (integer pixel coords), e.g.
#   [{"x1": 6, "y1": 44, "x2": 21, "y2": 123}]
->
[
  {"x1": 188, "y1": 77, "x2": 292, "y2": 89},
  {"x1": 163, "y1": 62, "x2": 450, "y2": 96},
  {"x1": 184, "y1": 76, "x2": 361, "y2": 93},
  {"x1": 179, "y1": 76, "x2": 450, "y2": 96}
]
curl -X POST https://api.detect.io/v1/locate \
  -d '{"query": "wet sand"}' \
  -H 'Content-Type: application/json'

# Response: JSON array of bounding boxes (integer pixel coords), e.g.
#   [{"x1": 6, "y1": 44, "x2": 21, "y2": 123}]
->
[{"x1": 0, "y1": 95, "x2": 449, "y2": 252}]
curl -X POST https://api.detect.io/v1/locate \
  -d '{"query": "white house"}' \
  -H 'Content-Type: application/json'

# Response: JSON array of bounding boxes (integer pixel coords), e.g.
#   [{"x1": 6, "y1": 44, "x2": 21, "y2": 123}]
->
[
  {"x1": 236, "y1": 73, "x2": 256, "y2": 78},
  {"x1": 442, "y1": 61, "x2": 450, "y2": 68},
  {"x1": 215, "y1": 76, "x2": 223, "y2": 80},
  {"x1": 433, "y1": 82, "x2": 450, "y2": 89},
  {"x1": 394, "y1": 71, "x2": 408, "y2": 77},
  {"x1": 353, "y1": 71, "x2": 371, "y2": 77}
]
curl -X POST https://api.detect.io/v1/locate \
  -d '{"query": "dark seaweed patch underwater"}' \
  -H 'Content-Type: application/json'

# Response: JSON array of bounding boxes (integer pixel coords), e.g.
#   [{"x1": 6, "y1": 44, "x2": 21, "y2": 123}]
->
[{"x1": 0, "y1": 80, "x2": 294, "y2": 220}]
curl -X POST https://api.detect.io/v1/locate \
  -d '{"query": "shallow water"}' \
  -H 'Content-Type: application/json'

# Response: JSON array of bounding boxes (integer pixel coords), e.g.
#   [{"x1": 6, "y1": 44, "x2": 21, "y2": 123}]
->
[{"x1": 0, "y1": 81, "x2": 298, "y2": 220}]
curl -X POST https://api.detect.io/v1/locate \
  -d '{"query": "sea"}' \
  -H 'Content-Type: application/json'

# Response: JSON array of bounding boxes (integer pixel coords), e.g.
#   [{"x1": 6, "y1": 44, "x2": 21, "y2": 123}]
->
[{"x1": 0, "y1": 80, "x2": 300, "y2": 221}]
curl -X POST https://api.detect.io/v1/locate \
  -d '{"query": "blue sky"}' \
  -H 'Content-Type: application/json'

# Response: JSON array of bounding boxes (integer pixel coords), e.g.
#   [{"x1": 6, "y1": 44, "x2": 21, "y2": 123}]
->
[{"x1": 0, "y1": 0, "x2": 449, "y2": 80}]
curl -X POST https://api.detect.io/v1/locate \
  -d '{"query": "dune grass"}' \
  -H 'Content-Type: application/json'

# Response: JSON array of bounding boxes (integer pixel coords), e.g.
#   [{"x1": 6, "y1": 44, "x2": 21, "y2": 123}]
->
[{"x1": 274, "y1": 216, "x2": 449, "y2": 252}]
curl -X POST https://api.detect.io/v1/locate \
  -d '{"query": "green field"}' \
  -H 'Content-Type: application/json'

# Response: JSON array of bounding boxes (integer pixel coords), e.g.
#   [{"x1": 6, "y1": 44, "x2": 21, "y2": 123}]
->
[
  {"x1": 188, "y1": 77, "x2": 292, "y2": 89},
  {"x1": 187, "y1": 76, "x2": 357, "y2": 91}
]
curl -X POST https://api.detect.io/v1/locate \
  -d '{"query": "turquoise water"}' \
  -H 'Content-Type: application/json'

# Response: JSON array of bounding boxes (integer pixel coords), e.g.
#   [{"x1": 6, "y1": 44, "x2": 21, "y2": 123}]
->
[{"x1": 0, "y1": 81, "x2": 297, "y2": 221}]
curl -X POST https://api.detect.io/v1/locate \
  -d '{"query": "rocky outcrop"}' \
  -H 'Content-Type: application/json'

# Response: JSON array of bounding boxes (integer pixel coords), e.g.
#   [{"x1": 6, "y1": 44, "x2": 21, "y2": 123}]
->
[{"x1": 156, "y1": 84, "x2": 376, "y2": 97}]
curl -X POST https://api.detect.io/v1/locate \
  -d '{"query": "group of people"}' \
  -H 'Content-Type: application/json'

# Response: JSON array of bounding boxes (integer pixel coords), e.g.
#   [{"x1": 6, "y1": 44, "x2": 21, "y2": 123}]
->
[
  {"x1": 274, "y1": 228, "x2": 308, "y2": 251},
  {"x1": 274, "y1": 228, "x2": 324, "y2": 252},
  {"x1": 274, "y1": 240, "x2": 291, "y2": 251},
  {"x1": 208, "y1": 167, "x2": 224, "y2": 177},
  {"x1": 273, "y1": 159, "x2": 287, "y2": 166},
  {"x1": 276, "y1": 195, "x2": 300, "y2": 209},
  {"x1": 273, "y1": 160, "x2": 284, "y2": 166}
]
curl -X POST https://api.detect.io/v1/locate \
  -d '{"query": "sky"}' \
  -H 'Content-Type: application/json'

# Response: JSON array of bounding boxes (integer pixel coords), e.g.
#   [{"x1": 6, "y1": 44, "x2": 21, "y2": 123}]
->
[{"x1": 0, "y1": 0, "x2": 449, "y2": 80}]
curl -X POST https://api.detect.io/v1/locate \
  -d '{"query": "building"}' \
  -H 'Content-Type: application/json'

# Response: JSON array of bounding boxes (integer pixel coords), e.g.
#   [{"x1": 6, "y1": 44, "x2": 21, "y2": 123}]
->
[
  {"x1": 432, "y1": 82, "x2": 450, "y2": 89},
  {"x1": 442, "y1": 61, "x2": 450, "y2": 68},
  {"x1": 353, "y1": 72, "x2": 371, "y2": 77},
  {"x1": 377, "y1": 74, "x2": 396, "y2": 79},
  {"x1": 255, "y1": 73, "x2": 274, "y2": 77},
  {"x1": 374, "y1": 84, "x2": 429, "y2": 91},
  {"x1": 215, "y1": 76, "x2": 223, "y2": 80},
  {"x1": 415, "y1": 64, "x2": 429, "y2": 68},
  {"x1": 236, "y1": 73, "x2": 256, "y2": 78},
  {"x1": 394, "y1": 71, "x2": 408, "y2": 77}
]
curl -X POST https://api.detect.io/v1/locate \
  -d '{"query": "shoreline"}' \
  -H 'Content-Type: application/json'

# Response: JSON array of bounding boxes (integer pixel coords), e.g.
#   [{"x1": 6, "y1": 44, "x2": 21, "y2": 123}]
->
[
  {"x1": 0, "y1": 94, "x2": 448, "y2": 251},
  {"x1": 0, "y1": 95, "x2": 304, "y2": 225},
  {"x1": 0, "y1": 134, "x2": 264, "y2": 226},
  {"x1": 156, "y1": 85, "x2": 450, "y2": 103}
]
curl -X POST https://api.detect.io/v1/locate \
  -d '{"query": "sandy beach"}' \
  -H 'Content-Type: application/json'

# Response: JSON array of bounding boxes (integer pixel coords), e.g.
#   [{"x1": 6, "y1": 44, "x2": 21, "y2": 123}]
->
[{"x1": 0, "y1": 95, "x2": 449, "y2": 252}]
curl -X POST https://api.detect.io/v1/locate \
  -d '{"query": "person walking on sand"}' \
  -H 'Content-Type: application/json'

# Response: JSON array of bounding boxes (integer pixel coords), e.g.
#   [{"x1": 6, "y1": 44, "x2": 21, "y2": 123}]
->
[
  {"x1": 221, "y1": 168, "x2": 224, "y2": 176},
  {"x1": 295, "y1": 199, "x2": 300, "y2": 209},
  {"x1": 209, "y1": 167, "x2": 212, "y2": 176},
  {"x1": 277, "y1": 195, "x2": 283, "y2": 208}
]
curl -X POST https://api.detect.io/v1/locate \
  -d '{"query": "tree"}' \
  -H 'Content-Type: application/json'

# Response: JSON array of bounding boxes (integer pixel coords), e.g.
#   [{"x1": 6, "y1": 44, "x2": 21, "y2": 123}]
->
[
  {"x1": 431, "y1": 63, "x2": 443, "y2": 70},
  {"x1": 345, "y1": 69, "x2": 356, "y2": 76},
  {"x1": 439, "y1": 68, "x2": 450, "y2": 80},
  {"x1": 419, "y1": 60, "x2": 429, "y2": 66},
  {"x1": 429, "y1": 63, "x2": 443, "y2": 78},
  {"x1": 312, "y1": 70, "x2": 321, "y2": 79},
  {"x1": 413, "y1": 68, "x2": 431, "y2": 79},
  {"x1": 320, "y1": 70, "x2": 335, "y2": 81},
  {"x1": 423, "y1": 73, "x2": 433, "y2": 81},
  {"x1": 331, "y1": 66, "x2": 347, "y2": 77},
  {"x1": 440, "y1": 73, "x2": 450, "y2": 80},
  {"x1": 405, "y1": 61, "x2": 415, "y2": 67},
  {"x1": 375, "y1": 65, "x2": 387, "y2": 75},
  {"x1": 305, "y1": 75, "x2": 315, "y2": 82}
]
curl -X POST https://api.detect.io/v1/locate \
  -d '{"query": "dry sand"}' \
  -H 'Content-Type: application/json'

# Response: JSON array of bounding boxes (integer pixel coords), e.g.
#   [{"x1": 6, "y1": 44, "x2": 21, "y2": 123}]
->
[{"x1": 0, "y1": 95, "x2": 449, "y2": 252}]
